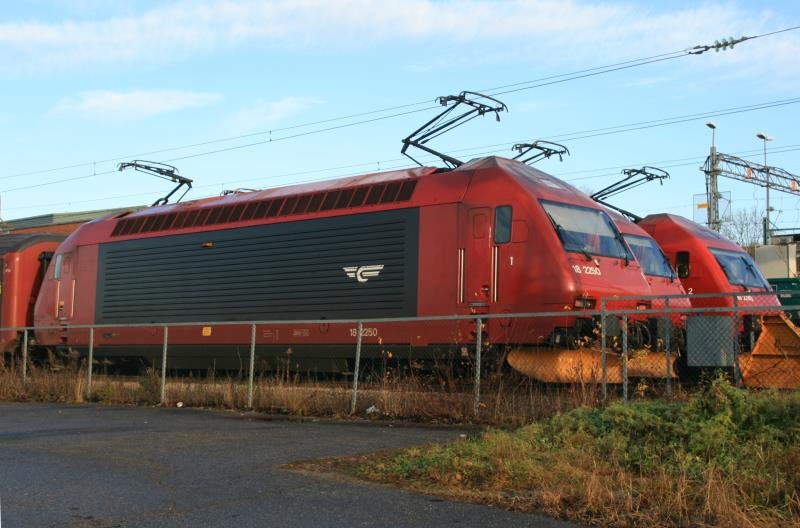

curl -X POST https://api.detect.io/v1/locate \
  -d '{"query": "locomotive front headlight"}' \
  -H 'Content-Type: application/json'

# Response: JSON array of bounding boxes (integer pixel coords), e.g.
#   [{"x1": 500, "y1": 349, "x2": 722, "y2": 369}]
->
[{"x1": 574, "y1": 297, "x2": 597, "y2": 309}]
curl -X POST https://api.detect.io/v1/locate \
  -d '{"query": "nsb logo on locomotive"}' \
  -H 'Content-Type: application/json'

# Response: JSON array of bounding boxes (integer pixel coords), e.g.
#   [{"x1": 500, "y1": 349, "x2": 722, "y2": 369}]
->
[{"x1": 343, "y1": 264, "x2": 385, "y2": 283}]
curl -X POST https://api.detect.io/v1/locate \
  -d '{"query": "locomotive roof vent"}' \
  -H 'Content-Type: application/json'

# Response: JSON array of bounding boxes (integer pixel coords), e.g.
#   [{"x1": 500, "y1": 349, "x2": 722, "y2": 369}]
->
[{"x1": 110, "y1": 179, "x2": 418, "y2": 237}]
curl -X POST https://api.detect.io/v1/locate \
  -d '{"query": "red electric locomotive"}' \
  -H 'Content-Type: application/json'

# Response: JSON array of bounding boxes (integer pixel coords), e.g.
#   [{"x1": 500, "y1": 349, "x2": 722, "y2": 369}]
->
[
  {"x1": 589, "y1": 161, "x2": 798, "y2": 387},
  {"x1": 0, "y1": 234, "x2": 63, "y2": 361},
  {"x1": 637, "y1": 214, "x2": 800, "y2": 387},
  {"x1": 33, "y1": 156, "x2": 660, "y2": 373},
  {"x1": 638, "y1": 214, "x2": 776, "y2": 307}
]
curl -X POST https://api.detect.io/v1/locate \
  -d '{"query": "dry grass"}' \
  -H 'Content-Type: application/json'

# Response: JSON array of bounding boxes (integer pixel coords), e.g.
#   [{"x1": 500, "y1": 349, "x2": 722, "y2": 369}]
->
[
  {"x1": 0, "y1": 362, "x2": 89, "y2": 403},
  {"x1": 0, "y1": 361, "x2": 618, "y2": 426}
]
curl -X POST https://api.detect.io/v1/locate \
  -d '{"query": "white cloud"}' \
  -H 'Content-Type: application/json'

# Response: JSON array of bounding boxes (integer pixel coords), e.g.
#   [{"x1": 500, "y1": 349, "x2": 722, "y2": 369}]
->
[
  {"x1": 0, "y1": 1, "x2": 629, "y2": 60},
  {"x1": 53, "y1": 90, "x2": 221, "y2": 120},
  {"x1": 1, "y1": 1, "x2": 798, "y2": 88},
  {"x1": 224, "y1": 96, "x2": 323, "y2": 132}
]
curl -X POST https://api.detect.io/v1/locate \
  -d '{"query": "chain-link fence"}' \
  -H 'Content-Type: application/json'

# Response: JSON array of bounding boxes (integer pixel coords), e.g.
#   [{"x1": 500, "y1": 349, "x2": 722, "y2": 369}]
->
[
  {"x1": 596, "y1": 290, "x2": 800, "y2": 397},
  {"x1": 2, "y1": 291, "x2": 798, "y2": 421}
]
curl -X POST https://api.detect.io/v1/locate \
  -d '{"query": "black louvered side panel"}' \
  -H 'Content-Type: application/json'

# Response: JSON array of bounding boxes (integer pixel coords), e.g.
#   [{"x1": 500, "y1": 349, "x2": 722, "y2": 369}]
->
[{"x1": 96, "y1": 209, "x2": 419, "y2": 323}]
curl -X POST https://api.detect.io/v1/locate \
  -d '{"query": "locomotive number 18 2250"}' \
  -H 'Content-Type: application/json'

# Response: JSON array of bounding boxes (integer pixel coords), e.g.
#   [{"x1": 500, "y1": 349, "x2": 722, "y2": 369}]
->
[{"x1": 572, "y1": 265, "x2": 601, "y2": 276}]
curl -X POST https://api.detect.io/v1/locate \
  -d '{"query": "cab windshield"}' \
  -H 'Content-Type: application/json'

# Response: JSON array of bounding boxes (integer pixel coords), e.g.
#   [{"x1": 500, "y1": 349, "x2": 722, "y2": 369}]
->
[
  {"x1": 624, "y1": 234, "x2": 675, "y2": 278},
  {"x1": 541, "y1": 200, "x2": 633, "y2": 261},
  {"x1": 709, "y1": 247, "x2": 769, "y2": 289}
]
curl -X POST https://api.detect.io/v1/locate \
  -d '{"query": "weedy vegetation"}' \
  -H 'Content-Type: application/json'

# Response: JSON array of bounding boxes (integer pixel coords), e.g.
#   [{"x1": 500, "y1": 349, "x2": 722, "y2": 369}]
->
[{"x1": 339, "y1": 378, "x2": 800, "y2": 528}]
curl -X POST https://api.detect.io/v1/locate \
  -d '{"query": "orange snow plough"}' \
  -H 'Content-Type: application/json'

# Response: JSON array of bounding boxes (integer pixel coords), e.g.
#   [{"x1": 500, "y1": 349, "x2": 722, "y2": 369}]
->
[
  {"x1": 507, "y1": 313, "x2": 800, "y2": 389},
  {"x1": 507, "y1": 346, "x2": 675, "y2": 384},
  {"x1": 740, "y1": 313, "x2": 800, "y2": 389}
]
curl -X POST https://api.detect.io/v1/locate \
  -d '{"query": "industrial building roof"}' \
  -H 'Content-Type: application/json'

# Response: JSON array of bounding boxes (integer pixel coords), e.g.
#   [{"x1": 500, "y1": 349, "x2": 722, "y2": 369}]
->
[{"x1": 1, "y1": 206, "x2": 144, "y2": 230}]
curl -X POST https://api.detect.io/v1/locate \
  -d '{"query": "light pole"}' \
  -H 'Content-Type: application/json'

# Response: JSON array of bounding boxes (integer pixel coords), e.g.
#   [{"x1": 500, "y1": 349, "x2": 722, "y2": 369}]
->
[
  {"x1": 705, "y1": 121, "x2": 720, "y2": 230},
  {"x1": 757, "y1": 132, "x2": 773, "y2": 243}
]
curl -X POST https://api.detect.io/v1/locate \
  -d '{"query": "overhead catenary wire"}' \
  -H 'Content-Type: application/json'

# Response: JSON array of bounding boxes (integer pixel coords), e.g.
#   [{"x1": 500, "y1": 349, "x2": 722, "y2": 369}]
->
[
  {"x1": 411, "y1": 100, "x2": 800, "y2": 165},
  {"x1": 549, "y1": 98, "x2": 800, "y2": 143},
  {"x1": 3, "y1": 25, "x2": 797, "y2": 183},
  {"x1": 0, "y1": 105, "x2": 439, "y2": 182},
  {"x1": 3, "y1": 95, "x2": 798, "y2": 195},
  {"x1": 5, "y1": 142, "x2": 800, "y2": 215}
]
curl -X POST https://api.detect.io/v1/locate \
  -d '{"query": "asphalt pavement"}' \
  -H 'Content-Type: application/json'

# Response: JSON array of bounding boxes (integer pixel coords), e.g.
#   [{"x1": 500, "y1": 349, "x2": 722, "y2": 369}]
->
[{"x1": 0, "y1": 403, "x2": 579, "y2": 527}]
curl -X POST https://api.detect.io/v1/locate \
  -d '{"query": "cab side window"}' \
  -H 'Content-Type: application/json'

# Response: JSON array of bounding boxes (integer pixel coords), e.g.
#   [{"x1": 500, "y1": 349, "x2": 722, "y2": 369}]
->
[
  {"x1": 53, "y1": 254, "x2": 63, "y2": 280},
  {"x1": 675, "y1": 251, "x2": 690, "y2": 278},
  {"x1": 494, "y1": 206, "x2": 512, "y2": 244}
]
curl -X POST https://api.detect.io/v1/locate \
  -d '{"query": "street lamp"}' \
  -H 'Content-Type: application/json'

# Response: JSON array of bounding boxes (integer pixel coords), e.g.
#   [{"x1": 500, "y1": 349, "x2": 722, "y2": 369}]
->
[
  {"x1": 757, "y1": 132, "x2": 774, "y2": 243},
  {"x1": 706, "y1": 121, "x2": 716, "y2": 147}
]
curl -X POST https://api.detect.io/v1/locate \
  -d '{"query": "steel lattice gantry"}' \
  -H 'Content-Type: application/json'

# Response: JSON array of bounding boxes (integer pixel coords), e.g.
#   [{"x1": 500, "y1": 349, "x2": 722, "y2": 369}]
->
[
  {"x1": 703, "y1": 152, "x2": 800, "y2": 193},
  {"x1": 703, "y1": 150, "x2": 800, "y2": 239}
]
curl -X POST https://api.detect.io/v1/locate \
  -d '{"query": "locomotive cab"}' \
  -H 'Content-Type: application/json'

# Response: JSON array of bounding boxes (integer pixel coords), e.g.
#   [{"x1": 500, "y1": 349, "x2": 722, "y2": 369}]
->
[
  {"x1": 457, "y1": 157, "x2": 653, "y2": 345},
  {"x1": 466, "y1": 158, "x2": 671, "y2": 382}
]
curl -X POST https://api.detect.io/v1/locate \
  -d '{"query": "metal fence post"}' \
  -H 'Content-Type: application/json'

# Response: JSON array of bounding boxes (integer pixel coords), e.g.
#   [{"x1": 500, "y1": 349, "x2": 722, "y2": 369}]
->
[
  {"x1": 732, "y1": 295, "x2": 741, "y2": 386},
  {"x1": 86, "y1": 327, "x2": 94, "y2": 399},
  {"x1": 349, "y1": 321, "x2": 363, "y2": 415},
  {"x1": 160, "y1": 326, "x2": 168, "y2": 405},
  {"x1": 473, "y1": 317, "x2": 482, "y2": 416},
  {"x1": 600, "y1": 301, "x2": 607, "y2": 401},
  {"x1": 21, "y1": 329, "x2": 28, "y2": 383},
  {"x1": 664, "y1": 298, "x2": 672, "y2": 396},
  {"x1": 622, "y1": 314, "x2": 628, "y2": 402},
  {"x1": 247, "y1": 323, "x2": 256, "y2": 409}
]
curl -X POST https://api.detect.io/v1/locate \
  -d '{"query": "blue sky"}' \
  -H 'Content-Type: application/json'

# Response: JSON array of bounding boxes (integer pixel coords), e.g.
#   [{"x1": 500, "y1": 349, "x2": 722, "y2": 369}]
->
[{"x1": 1, "y1": 1, "x2": 799, "y2": 236}]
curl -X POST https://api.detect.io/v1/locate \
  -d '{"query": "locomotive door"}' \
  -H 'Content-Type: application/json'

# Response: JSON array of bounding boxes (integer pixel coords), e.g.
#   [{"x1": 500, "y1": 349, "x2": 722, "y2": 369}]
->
[
  {"x1": 54, "y1": 251, "x2": 75, "y2": 321},
  {"x1": 460, "y1": 207, "x2": 493, "y2": 313}
]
